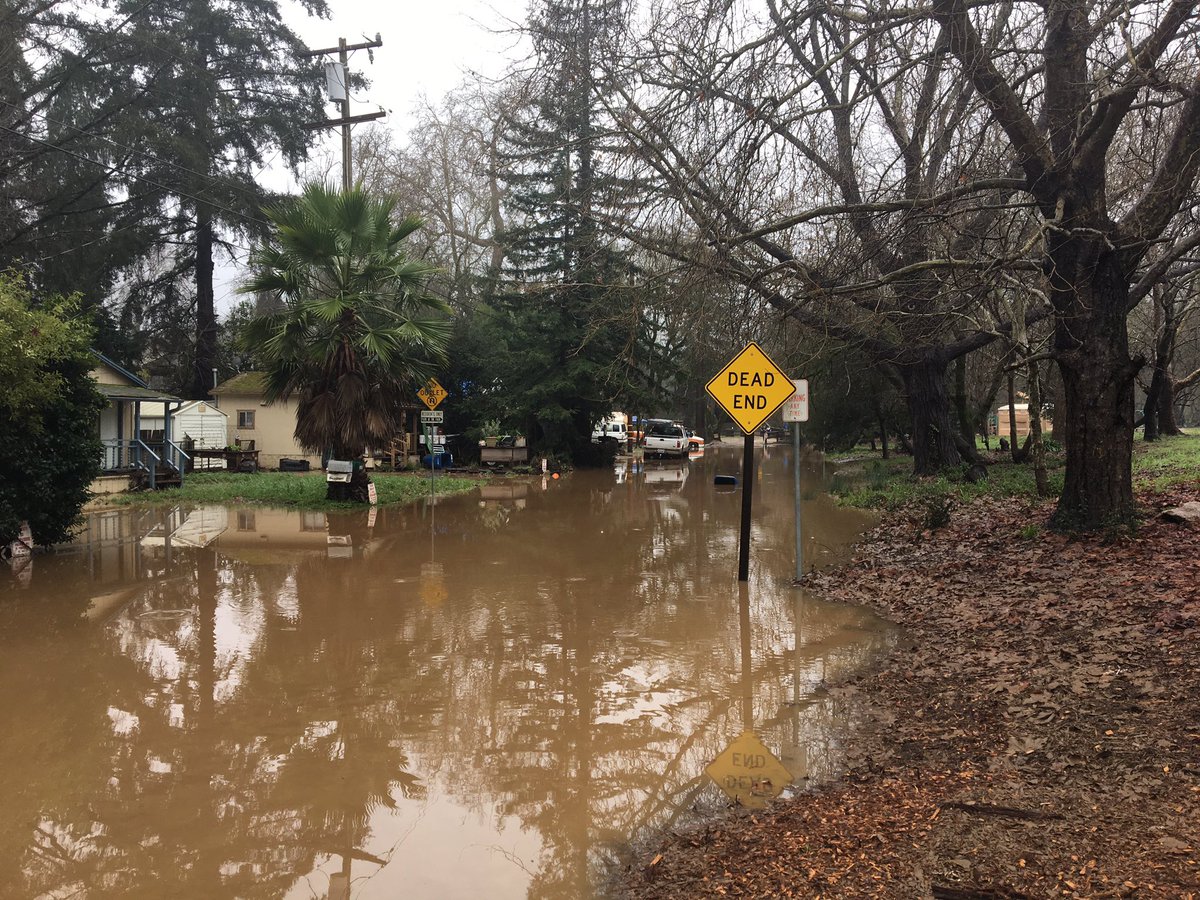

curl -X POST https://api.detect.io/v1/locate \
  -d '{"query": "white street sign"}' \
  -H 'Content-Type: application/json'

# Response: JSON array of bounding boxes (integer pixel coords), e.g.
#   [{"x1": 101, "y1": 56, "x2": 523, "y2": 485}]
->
[
  {"x1": 782, "y1": 379, "x2": 810, "y2": 422},
  {"x1": 420, "y1": 410, "x2": 444, "y2": 424}
]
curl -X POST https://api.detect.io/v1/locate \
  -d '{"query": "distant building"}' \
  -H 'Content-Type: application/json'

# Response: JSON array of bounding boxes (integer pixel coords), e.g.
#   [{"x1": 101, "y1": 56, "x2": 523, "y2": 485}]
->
[
  {"x1": 211, "y1": 371, "x2": 427, "y2": 469},
  {"x1": 990, "y1": 403, "x2": 1050, "y2": 439},
  {"x1": 211, "y1": 372, "x2": 322, "y2": 470}
]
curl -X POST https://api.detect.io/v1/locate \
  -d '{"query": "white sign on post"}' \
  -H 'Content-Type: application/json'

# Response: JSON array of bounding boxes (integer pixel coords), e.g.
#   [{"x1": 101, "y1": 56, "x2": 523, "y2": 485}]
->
[
  {"x1": 782, "y1": 379, "x2": 810, "y2": 422},
  {"x1": 420, "y1": 410, "x2": 444, "y2": 424}
]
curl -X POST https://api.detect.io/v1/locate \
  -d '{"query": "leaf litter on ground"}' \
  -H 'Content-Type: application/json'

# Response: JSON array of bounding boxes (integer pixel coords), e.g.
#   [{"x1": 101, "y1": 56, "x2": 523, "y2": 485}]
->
[{"x1": 620, "y1": 485, "x2": 1200, "y2": 898}]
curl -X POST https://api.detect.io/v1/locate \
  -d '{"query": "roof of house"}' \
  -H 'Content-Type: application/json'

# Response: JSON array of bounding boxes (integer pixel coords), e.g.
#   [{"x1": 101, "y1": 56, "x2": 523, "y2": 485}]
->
[
  {"x1": 212, "y1": 372, "x2": 268, "y2": 395},
  {"x1": 96, "y1": 383, "x2": 182, "y2": 402},
  {"x1": 209, "y1": 371, "x2": 422, "y2": 410},
  {"x1": 91, "y1": 349, "x2": 149, "y2": 389}
]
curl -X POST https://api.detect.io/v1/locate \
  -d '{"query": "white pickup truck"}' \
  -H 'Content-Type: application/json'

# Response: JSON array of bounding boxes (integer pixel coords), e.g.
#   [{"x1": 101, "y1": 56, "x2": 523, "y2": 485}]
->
[
  {"x1": 643, "y1": 422, "x2": 688, "y2": 459},
  {"x1": 591, "y1": 417, "x2": 629, "y2": 446}
]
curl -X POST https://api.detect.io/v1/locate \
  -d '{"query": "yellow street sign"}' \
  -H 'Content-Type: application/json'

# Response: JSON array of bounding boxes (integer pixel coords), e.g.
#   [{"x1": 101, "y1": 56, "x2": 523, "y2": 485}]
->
[
  {"x1": 418, "y1": 377, "x2": 448, "y2": 410},
  {"x1": 705, "y1": 730, "x2": 794, "y2": 809},
  {"x1": 705, "y1": 342, "x2": 795, "y2": 434},
  {"x1": 420, "y1": 562, "x2": 447, "y2": 608}
]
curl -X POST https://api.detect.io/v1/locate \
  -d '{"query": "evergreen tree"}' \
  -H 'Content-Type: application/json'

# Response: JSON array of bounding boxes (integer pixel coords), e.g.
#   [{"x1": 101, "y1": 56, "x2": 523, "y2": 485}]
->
[
  {"x1": 490, "y1": 0, "x2": 642, "y2": 461},
  {"x1": 85, "y1": 0, "x2": 329, "y2": 397}
]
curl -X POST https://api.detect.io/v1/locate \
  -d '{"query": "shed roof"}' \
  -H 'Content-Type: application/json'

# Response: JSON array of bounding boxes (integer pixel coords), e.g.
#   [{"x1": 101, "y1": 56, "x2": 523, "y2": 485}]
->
[
  {"x1": 212, "y1": 372, "x2": 268, "y2": 395},
  {"x1": 140, "y1": 400, "x2": 228, "y2": 419},
  {"x1": 97, "y1": 383, "x2": 182, "y2": 402}
]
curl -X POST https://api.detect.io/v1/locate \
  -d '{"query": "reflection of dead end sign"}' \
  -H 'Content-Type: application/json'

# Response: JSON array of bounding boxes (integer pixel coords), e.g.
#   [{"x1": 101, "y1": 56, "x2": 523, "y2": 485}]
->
[
  {"x1": 704, "y1": 730, "x2": 794, "y2": 809},
  {"x1": 420, "y1": 561, "x2": 447, "y2": 607}
]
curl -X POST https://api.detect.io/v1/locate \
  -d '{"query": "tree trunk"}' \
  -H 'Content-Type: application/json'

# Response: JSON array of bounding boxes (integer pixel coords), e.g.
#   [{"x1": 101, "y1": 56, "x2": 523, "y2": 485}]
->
[
  {"x1": 953, "y1": 355, "x2": 974, "y2": 443},
  {"x1": 1050, "y1": 263, "x2": 1138, "y2": 530},
  {"x1": 1143, "y1": 294, "x2": 1173, "y2": 442},
  {"x1": 1046, "y1": 359, "x2": 1064, "y2": 442},
  {"x1": 1006, "y1": 370, "x2": 1020, "y2": 461},
  {"x1": 1143, "y1": 366, "x2": 1165, "y2": 441},
  {"x1": 1159, "y1": 378, "x2": 1182, "y2": 436},
  {"x1": 190, "y1": 211, "x2": 217, "y2": 399},
  {"x1": 1026, "y1": 359, "x2": 1049, "y2": 496},
  {"x1": 874, "y1": 398, "x2": 890, "y2": 460},
  {"x1": 899, "y1": 355, "x2": 962, "y2": 475}
]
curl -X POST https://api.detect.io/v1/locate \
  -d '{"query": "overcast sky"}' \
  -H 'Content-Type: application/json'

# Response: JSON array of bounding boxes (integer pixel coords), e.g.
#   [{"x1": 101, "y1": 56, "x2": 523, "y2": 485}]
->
[
  {"x1": 216, "y1": 0, "x2": 529, "y2": 311},
  {"x1": 290, "y1": 0, "x2": 528, "y2": 157}
]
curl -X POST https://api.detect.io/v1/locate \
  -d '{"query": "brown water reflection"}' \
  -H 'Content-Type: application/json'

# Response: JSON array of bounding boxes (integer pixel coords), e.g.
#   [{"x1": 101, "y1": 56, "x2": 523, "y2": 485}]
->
[{"x1": 0, "y1": 445, "x2": 893, "y2": 899}]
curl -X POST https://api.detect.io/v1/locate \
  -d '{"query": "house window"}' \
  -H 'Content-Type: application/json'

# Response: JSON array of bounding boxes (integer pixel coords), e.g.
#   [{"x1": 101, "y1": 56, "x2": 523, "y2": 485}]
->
[
  {"x1": 237, "y1": 409, "x2": 255, "y2": 429},
  {"x1": 237, "y1": 510, "x2": 256, "y2": 532}
]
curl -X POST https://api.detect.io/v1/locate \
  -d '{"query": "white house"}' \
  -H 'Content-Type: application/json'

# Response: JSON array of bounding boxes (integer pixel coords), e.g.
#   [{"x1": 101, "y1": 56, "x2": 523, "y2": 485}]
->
[{"x1": 91, "y1": 351, "x2": 186, "y2": 493}]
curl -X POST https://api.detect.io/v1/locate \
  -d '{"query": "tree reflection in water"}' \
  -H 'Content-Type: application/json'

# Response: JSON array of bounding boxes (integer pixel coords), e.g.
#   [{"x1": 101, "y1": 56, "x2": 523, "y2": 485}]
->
[{"x1": 1, "y1": 451, "x2": 893, "y2": 899}]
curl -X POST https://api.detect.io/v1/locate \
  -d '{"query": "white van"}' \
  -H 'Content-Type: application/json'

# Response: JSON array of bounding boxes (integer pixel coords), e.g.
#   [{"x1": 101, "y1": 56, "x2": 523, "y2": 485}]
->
[{"x1": 591, "y1": 415, "x2": 629, "y2": 447}]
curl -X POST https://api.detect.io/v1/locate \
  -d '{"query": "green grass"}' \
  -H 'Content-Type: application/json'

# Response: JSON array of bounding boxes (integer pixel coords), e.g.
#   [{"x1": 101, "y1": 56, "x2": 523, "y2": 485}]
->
[
  {"x1": 110, "y1": 471, "x2": 478, "y2": 511},
  {"x1": 832, "y1": 431, "x2": 1197, "y2": 510},
  {"x1": 1132, "y1": 431, "x2": 1200, "y2": 491}
]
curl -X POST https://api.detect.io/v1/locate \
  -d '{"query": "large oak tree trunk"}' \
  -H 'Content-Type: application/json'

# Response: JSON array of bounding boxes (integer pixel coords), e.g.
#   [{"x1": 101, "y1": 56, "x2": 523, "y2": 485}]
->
[
  {"x1": 1050, "y1": 256, "x2": 1138, "y2": 529},
  {"x1": 900, "y1": 355, "x2": 963, "y2": 475}
]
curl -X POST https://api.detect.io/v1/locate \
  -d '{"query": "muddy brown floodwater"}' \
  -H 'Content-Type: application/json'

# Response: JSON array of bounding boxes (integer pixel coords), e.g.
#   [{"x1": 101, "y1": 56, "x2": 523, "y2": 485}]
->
[{"x1": 0, "y1": 444, "x2": 894, "y2": 900}]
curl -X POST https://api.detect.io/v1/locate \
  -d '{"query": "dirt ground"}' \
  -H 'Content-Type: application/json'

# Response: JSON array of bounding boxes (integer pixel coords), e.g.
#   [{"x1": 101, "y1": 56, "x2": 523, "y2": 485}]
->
[{"x1": 620, "y1": 485, "x2": 1200, "y2": 898}]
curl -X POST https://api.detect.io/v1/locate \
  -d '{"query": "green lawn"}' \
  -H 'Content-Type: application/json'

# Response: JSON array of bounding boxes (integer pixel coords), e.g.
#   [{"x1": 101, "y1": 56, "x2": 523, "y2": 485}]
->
[
  {"x1": 831, "y1": 431, "x2": 1198, "y2": 510},
  {"x1": 109, "y1": 470, "x2": 477, "y2": 511}
]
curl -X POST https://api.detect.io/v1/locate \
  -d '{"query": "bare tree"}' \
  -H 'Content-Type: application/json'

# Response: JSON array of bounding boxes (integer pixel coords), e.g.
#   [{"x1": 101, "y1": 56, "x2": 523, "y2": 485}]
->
[
  {"x1": 603, "y1": 0, "x2": 1048, "y2": 474},
  {"x1": 931, "y1": 0, "x2": 1200, "y2": 527}
]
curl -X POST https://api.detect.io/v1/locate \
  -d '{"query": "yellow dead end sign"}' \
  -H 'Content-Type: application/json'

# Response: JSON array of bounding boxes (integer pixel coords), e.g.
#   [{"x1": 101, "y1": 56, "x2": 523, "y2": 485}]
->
[
  {"x1": 417, "y1": 377, "x2": 448, "y2": 410},
  {"x1": 705, "y1": 730, "x2": 794, "y2": 809},
  {"x1": 420, "y1": 561, "x2": 447, "y2": 608},
  {"x1": 705, "y1": 341, "x2": 795, "y2": 434}
]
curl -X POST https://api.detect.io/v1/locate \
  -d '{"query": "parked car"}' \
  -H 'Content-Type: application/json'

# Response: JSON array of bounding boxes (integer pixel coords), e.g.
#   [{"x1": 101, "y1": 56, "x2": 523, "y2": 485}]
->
[
  {"x1": 591, "y1": 417, "x2": 629, "y2": 447},
  {"x1": 643, "y1": 422, "x2": 688, "y2": 459},
  {"x1": 685, "y1": 429, "x2": 705, "y2": 451}
]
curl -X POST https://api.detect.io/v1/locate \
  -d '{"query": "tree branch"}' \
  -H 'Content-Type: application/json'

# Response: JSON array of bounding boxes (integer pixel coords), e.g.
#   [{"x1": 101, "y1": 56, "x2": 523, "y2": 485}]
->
[{"x1": 932, "y1": 0, "x2": 1054, "y2": 199}]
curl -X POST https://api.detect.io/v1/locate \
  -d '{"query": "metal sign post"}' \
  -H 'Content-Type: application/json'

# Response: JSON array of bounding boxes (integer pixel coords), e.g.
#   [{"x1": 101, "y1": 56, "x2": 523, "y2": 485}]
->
[
  {"x1": 782, "y1": 379, "x2": 810, "y2": 582},
  {"x1": 705, "y1": 342, "x2": 796, "y2": 582},
  {"x1": 418, "y1": 381, "x2": 447, "y2": 504}
]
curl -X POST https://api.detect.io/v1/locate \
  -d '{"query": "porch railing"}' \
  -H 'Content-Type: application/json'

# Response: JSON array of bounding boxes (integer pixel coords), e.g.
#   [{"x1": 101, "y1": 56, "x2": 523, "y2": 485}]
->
[
  {"x1": 100, "y1": 438, "x2": 187, "y2": 490},
  {"x1": 163, "y1": 439, "x2": 190, "y2": 487}
]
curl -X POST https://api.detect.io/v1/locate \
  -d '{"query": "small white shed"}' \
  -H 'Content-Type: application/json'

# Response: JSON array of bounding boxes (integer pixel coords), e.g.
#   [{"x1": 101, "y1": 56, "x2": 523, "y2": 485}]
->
[{"x1": 141, "y1": 400, "x2": 229, "y2": 467}]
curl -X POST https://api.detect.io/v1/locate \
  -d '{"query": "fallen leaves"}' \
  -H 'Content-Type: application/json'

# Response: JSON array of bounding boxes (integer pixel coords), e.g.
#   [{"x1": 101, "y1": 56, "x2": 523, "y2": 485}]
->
[{"x1": 621, "y1": 485, "x2": 1200, "y2": 898}]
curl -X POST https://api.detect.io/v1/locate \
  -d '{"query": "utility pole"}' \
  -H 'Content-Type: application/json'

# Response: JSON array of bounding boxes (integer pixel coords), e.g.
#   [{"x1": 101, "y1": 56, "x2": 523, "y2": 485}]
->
[{"x1": 301, "y1": 34, "x2": 385, "y2": 191}]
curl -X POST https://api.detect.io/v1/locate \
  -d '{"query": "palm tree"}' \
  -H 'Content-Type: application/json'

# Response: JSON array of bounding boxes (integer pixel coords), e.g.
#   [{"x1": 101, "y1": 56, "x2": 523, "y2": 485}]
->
[{"x1": 241, "y1": 184, "x2": 451, "y2": 500}]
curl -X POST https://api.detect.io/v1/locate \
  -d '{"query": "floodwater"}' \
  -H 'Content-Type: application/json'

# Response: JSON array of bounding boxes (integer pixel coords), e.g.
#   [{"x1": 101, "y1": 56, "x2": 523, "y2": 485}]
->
[{"x1": 0, "y1": 444, "x2": 894, "y2": 900}]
